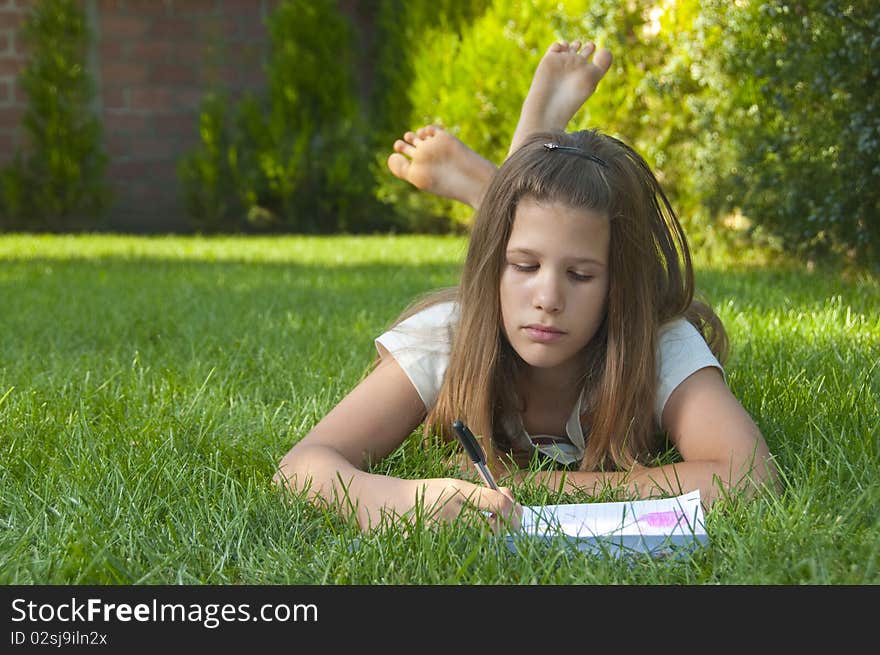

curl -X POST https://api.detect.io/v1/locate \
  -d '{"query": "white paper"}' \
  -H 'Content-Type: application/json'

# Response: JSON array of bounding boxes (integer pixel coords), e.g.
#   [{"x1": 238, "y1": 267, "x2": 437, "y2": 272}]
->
[{"x1": 507, "y1": 489, "x2": 708, "y2": 558}]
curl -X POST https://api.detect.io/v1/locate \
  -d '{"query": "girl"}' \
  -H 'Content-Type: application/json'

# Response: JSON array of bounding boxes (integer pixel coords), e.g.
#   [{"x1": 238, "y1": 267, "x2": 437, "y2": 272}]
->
[{"x1": 274, "y1": 42, "x2": 779, "y2": 531}]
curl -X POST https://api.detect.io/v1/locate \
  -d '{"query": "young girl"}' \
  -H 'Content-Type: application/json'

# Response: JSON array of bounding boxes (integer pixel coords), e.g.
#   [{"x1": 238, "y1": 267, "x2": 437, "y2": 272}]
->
[{"x1": 274, "y1": 41, "x2": 779, "y2": 531}]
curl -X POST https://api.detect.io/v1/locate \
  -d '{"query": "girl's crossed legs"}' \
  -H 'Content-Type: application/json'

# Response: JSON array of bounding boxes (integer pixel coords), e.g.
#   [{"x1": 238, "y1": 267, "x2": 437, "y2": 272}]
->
[{"x1": 387, "y1": 40, "x2": 613, "y2": 210}]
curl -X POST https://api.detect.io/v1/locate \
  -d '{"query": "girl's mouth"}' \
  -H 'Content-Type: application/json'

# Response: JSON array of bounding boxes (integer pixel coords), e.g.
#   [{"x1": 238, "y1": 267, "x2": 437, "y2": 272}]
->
[{"x1": 523, "y1": 325, "x2": 566, "y2": 343}]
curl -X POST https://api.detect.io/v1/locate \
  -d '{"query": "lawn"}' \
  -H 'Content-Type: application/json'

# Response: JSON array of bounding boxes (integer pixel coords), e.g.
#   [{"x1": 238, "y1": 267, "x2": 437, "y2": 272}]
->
[{"x1": 0, "y1": 234, "x2": 877, "y2": 584}]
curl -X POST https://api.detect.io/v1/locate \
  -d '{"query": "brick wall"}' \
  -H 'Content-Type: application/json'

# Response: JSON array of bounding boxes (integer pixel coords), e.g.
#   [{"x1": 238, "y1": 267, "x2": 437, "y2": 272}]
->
[
  {"x1": 0, "y1": 0, "x2": 30, "y2": 164},
  {"x1": 0, "y1": 0, "x2": 282, "y2": 232}
]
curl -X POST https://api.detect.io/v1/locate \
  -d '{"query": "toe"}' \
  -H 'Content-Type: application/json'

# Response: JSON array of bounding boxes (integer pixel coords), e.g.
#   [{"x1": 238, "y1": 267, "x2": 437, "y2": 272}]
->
[
  {"x1": 403, "y1": 131, "x2": 418, "y2": 145},
  {"x1": 393, "y1": 139, "x2": 416, "y2": 157},
  {"x1": 570, "y1": 40, "x2": 581, "y2": 53},
  {"x1": 594, "y1": 48, "x2": 613, "y2": 74},
  {"x1": 387, "y1": 152, "x2": 410, "y2": 180}
]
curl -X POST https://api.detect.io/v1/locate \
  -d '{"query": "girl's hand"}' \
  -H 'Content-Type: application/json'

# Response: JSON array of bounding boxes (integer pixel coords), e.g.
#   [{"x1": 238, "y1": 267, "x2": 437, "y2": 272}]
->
[{"x1": 402, "y1": 478, "x2": 522, "y2": 532}]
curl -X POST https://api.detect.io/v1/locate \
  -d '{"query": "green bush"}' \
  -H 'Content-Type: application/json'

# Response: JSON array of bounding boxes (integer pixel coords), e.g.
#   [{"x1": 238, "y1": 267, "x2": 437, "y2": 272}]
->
[
  {"x1": 372, "y1": 0, "x2": 558, "y2": 229},
  {"x1": 0, "y1": 0, "x2": 108, "y2": 231},
  {"x1": 574, "y1": 0, "x2": 741, "y2": 256},
  {"x1": 180, "y1": 0, "x2": 381, "y2": 233},
  {"x1": 367, "y1": 0, "x2": 492, "y2": 232},
  {"x1": 696, "y1": 0, "x2": 879, "y2": 264},
  {"x1": 368, "y1": 0, "x2": 748, "y2": 244},
  {"x1": 180, "y1": 0, "x2": 878, "y2": 262},
  {"x1": 380, "y1": 0, "x2": 713, "y2": 233}
]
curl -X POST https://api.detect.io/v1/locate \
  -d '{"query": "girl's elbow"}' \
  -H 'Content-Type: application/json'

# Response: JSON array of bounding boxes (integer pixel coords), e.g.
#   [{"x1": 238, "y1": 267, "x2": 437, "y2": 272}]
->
[
  {"x1": 718, "y1": 447, "x2": 781, "y2": 499},
  {"x1": 272, "y1": 441, "x2": 358, "y2": 495},
  {"x1": 272, "y1": 451, "x2": 297, "y2": 491},
  {"x1": 754, "y1": 451, "x2": 783, "y2": 495},
  {"x1": 273, "y1": 443, "x2": 314, "y2": 492}
]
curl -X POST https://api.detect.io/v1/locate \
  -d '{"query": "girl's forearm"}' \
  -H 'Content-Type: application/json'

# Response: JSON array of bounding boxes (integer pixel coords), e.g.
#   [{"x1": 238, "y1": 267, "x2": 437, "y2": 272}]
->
[
  {"x1": 536, "y1": 459, "x2": 776, "y2": 508},
  {"x1": 273, "y1": 444, "x2": 410, "y2": 529}
]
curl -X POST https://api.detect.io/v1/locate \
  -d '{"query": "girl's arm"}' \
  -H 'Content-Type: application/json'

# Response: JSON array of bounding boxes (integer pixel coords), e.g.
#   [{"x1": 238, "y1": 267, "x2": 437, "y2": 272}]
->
[
  {"x1": 520, "y1": 367, "x2": 781, "y2": 507},
  {"x1": 273, "y1": 354, "x2": 520, "y2": 530}
]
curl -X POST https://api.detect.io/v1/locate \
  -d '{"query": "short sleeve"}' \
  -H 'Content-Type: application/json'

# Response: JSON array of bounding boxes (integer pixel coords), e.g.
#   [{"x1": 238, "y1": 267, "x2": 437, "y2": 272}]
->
[
  {"x1": 655, "y1": 318, "x2": 725, "y2": 424},
  {"x1": 374, "y1": 301, "x2": 458, "y2": 411}
]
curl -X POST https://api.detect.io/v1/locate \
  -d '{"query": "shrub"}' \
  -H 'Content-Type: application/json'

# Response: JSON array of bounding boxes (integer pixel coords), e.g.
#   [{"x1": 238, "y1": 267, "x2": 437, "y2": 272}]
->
[
  {"x1": 0, "y1": 0, "x2": 108, "y2": 231},
  {"x1": 697, "y1": 0, "x2": 880, "y2": 265},
  {"x1": 379, "y1": 0, "x2": 709, "y2": 232},
  {"x1": 180, "y1": 0, "x2": 380, "y2": 233},
  {"x1": 367, "y1": 0, "x2": 492, "y2": 232}
]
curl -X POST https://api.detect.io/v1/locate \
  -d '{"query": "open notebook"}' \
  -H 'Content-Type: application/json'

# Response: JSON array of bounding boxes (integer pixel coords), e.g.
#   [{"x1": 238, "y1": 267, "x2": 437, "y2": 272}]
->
[{"x1": 506, "y1": 489, "x2": 708, "y2": 558}]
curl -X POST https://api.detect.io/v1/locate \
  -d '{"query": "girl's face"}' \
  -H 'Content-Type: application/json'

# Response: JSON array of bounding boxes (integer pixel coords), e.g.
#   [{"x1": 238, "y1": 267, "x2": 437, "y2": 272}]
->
[{"x1": 500, "y1": 197, "x2": 610, "y2": 383}]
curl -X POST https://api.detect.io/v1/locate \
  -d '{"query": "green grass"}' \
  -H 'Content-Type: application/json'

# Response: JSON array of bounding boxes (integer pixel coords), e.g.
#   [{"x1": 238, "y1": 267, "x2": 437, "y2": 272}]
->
[{"x1": 0, "y1": 234, "x2": 877, "y2": 584}]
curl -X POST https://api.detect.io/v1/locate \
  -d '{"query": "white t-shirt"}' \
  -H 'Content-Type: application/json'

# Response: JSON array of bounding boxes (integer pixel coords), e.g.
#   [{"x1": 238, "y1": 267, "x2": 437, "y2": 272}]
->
[{"x1": 375, "y1": 301, "x2": 722, "y2": 466}]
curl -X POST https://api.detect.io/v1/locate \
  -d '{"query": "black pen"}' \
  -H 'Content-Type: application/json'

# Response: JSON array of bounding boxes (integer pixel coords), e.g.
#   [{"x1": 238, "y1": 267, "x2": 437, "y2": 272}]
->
[{"x1": 452, "y1": 420, "x2": 499, "y2": 490}]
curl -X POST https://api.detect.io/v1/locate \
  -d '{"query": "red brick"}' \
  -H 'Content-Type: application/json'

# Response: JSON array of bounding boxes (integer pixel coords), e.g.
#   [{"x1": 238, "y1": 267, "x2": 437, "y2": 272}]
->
[
  {"x1": 0, "y1": 58, "x2": 24, "y2": 76},
  {"x1": 0, "y1": 13, "x2": 27, "y2": 29},
  {"x1": 101, "y1": 61, "x2": 149, "y2": 86},
  {"x1": 102, "y1": 111, "x2": 150, "y2": 135},
  {"x1": 181, "y1": 0, "x2": 221, "y2": 12},
  {"x1": 108, "y1": 159, "x2": 167, "y2": 181},
  {"x1": 235, "y1": 15, "x2": 268, "y2": 40},
  {"x1": 105, "y1": 132, "x2": 130, "y2": 158},
  {"x1": 150, "y1": 17, "x2": 195, "y2": 39},
  {"x1": 170, "y1": 41, "x2": 207, "y2": 64},
  {"x1": 106, "y1": 0, "x2": 170, "y2": 14},
  {"x1": 98, "y1": 40, "x2": 127, "y2": 60},
  {"x1": 0, "y1": 129, "x2": 14, "y2": 157},
  {"x1": 128, "y1": 40, "x2": 172, "y2": 61},
  {"x1": 205, "y1": 64, "x2": 238, "y2": 86},
  {"x1": 129, "y1": 136, "x2": 176, "y2": 160},
  {"x1": 175, "y1": 88, "x2": 203, "y2": 111},
  {"x1": 0, "y1": 77, "x2": 11, "y2": 103},
  {"x1": 102, "y1": 87, "x2": 128, "y2": 110},
  {"x1": 195, "y1": 14, "x2": 226, "y2": 39},
  {"x1": 171, "y1": 132, "x2": 198, "y2": 152},
  {"x1": 221, "y1": 0, "x2": 270, "y2": 11},
  {"x1": 129, "y1": 87, "x2": 173, "y2": 112},
  {"x1": 100, "y1": 15, "x2": 150, "y2": 39},
  {"x1": 149, "y1": 62, "x2": 198, "y2": 86},
  {"x1": 9, "y1": 33, "x2": 26, "y2": 57},
  {"x1": 151, "y1": 113, "x2": 197, "y2": 138},
  {"x1": 0, "y1": 104, "x2": 23, "y2": 128}
]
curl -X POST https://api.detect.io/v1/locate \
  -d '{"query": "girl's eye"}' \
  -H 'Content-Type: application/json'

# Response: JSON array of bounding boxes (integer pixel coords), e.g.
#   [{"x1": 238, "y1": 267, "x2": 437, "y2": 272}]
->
[
  {"x1": 510, "y1": 263, "x2": 537, "y2": 272},
  {"x1": 569, "y1": 272, "x2": 594, "y2": 282}
]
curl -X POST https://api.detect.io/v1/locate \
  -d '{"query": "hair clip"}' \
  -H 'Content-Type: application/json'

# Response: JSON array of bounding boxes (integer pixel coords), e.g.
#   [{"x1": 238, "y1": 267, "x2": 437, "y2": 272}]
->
[{"x1": 543, "y1": 143, "x2": 608, "y2": 167}]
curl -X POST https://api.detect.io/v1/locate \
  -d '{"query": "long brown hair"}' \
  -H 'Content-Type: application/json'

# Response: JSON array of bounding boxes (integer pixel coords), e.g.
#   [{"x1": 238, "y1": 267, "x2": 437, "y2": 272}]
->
[{"x1": 391, "y1": 129, "x2": 727, "y2": 473}]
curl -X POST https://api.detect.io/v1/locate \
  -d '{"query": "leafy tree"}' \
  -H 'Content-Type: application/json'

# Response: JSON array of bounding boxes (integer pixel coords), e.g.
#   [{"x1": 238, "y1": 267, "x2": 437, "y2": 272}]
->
[
  {"x1": 181, "y1": 0, "x2": 377, "y2": 233},
  {"x1": 1, "y1": 0, "x2": 108, "y2": 231},
  {"x1": 698, "y1": 0, "x2": 879, "y2": 264},
  {"x1": 382, "y1": 0, "x2": 714, "y2": 234}
]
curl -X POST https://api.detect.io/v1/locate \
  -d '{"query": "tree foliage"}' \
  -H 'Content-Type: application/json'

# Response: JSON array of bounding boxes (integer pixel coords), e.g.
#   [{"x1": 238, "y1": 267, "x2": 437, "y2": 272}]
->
[
  {"x1": 180, "y1": 0, "x2": 378, "y2": 233},
  {"x1": 173, "y1": 0, "x2": 878, "y2": 264},
  {"x1": 0, "y1": 0, "x2": 108, "y2": 231},
  {"x1": 697, "y1": 0, "x2": 879, "y2": 262}
]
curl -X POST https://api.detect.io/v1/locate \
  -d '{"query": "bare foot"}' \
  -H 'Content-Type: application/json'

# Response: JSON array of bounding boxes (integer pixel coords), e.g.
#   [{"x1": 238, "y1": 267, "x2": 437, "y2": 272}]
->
[
  {"x1": 508, "y1": 40, "x2": 613, "y2": 156},
  {"x1": 387, "y1": 125, "x2": 497, "y2": 209}
]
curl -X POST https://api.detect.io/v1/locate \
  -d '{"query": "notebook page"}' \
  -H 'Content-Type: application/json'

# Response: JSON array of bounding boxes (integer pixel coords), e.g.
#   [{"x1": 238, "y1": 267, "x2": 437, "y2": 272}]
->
[{"x1": 520, "y1": 490, "x2": 705, "y2": 538}]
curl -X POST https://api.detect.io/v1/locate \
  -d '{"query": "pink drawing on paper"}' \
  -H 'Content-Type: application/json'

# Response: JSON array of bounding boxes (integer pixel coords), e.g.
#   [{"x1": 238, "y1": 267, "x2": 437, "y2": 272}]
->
[{"x1": 637, "y1": 510, "x2": 686, "y2": 528}]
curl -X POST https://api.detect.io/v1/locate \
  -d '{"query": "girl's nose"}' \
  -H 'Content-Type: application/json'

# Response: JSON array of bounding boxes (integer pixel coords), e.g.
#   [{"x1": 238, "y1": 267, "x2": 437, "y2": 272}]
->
[{"x1": 533, "y1": 273, "x2": 564, "y2": 313}]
